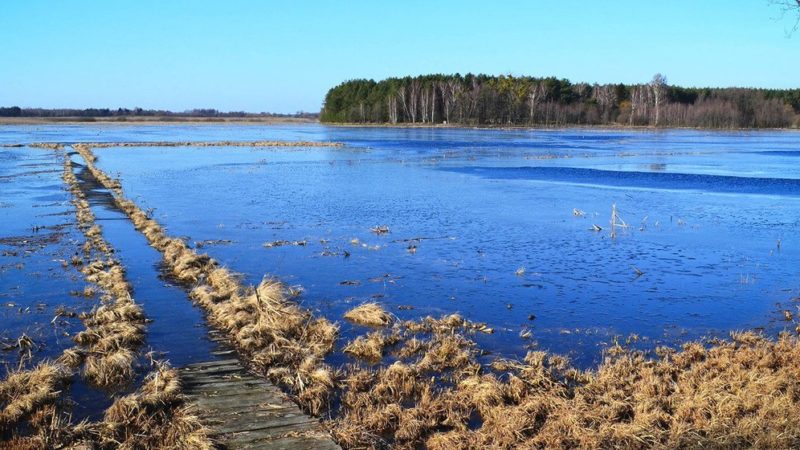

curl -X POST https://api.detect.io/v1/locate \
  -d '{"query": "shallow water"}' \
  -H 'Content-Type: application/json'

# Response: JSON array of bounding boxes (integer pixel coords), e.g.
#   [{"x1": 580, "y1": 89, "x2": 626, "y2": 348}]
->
[
  {"x1": 0, "y1": 146, "x2": 86, "y2": 367},
  {"x1": 2, "y1": 125, "x2": 800, "y2": 369}
]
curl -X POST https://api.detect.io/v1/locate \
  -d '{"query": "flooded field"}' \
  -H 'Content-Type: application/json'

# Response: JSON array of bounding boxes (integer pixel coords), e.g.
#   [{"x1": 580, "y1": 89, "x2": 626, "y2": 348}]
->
[
  {"x1": 4, "y1": 126, "x2": 800, "y2": 365},
  {"x1": 2, "y1": 124, "x2": 800, "y2": 447}
]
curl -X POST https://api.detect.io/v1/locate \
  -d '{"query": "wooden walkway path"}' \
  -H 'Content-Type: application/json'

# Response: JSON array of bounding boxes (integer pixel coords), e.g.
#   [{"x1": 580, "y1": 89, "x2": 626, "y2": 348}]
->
[{"x1": 179, "y1": 331, "x2": 340, "y2": 449}]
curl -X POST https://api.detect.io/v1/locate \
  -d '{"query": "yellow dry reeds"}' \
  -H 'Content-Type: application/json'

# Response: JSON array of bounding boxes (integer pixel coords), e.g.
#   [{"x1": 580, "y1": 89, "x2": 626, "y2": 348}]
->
[
  {"x1": 344, "y1": 303, "x2": 394, "y2": 327},
  {"x1": 328, "y1": 331, "x2": 800, "y2": 449},
  {"x1": 0, "y1": 362, "x2": 70, "y2": 431},
  {"x1": 61, "y1": 152, "x2": 146, "y2": 388},
  {"x1": 343, "y1": 330, "x2": 401, "y2": 361},
  {"x1": 0, "y1": 361, "x2": 214, "y2": 449},
  {"x1": 28, "y1": 143, "x2": 63, "y2": 150},
  {"x1": 99, "y1": 362, "x2": 213, "y2": 449}
]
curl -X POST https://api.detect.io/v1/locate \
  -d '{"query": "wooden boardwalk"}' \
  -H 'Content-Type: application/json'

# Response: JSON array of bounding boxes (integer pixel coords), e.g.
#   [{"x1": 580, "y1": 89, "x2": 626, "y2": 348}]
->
[{"x1": 179, "y1": 332, "x2": 340, "y2": 449}]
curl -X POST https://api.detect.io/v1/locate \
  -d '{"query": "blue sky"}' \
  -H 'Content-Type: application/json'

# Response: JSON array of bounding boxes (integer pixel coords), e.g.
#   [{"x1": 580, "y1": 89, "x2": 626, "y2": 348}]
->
[{"x1": 1, "y1": 1, "x2": 798, "y2": 113}]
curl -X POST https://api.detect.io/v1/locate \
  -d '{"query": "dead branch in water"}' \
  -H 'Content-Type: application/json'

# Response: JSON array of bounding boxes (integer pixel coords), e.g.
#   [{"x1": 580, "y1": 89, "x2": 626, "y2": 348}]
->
[{"x1": 610, "y1": 203, "x2": 628, "y2": 239}]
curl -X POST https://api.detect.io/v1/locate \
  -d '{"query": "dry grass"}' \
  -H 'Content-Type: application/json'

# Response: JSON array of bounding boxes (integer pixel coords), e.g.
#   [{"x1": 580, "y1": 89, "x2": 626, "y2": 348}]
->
[
  {"x1": 62, "y1": 153, "x2": 146, "y2": 388},
  {"x1": 77, "y1": 141, "x2": 342, "y2": 415},
  {"x1": 28, "y1": 143, "x2": 63, "y2": 150},
  {"x1": 344, "y1": 303, "x2": 393, "y2": 327},
  {"x1": 100, "y1": 362, "x2": 213, "y2": 449},
  {"x1": 73, "y1": 143, "x2": 352, "y2": 417},
  {"x1": 0, "y1": 362, "x2": 69, "y2": 431},
  {"x1": 344, "y1": 330, "x2": 401, "y2": 361},
  {"x1": 329, "y1": 331, "x2": 800, "y2": 449},
  {"x1": 0, "y1": 361, "x2": 214, "y2": 449}
]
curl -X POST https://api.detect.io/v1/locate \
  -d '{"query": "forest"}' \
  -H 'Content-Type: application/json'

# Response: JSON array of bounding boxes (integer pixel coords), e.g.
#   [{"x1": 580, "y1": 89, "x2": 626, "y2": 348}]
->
[{"x1": 320, "y1": 74, "x2": 800, "y2": 129}]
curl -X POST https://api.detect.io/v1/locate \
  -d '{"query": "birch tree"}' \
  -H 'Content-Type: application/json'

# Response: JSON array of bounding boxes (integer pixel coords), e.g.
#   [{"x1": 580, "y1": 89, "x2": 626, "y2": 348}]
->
[{"x1": 650, "y1": 74, "x2": 667, "y2": 127}]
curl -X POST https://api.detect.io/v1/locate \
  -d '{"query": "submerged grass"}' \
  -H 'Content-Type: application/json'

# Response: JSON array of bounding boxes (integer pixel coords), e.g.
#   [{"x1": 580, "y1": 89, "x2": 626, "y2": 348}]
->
[{"x1": 68, "y1": 141, "x2": 800, "y2": 449}]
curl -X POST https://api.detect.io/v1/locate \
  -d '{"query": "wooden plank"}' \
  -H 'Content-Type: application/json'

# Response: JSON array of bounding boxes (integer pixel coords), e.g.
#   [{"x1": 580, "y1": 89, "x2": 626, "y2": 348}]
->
[
  {"x1": 194, "y1": 402, "x2": 299, "y2": 417},
  {"x1": 186, "y1": 386, "x2": 282, "y2": 399},
  {"x1": 188, "y1": 394, "x2": 281, "y2": 410},
  {"x1": 181, "y1": 358, "x2": 240, "y2": 368},
  {"x1": 180, "y1": 363, "x2": 243, "y2": 373},
  {"x1": 182, "y1": 379, "x2": 272, "y2": 390},
  {"x1": 213, "y1": 415, "x2": 319, "y2": 435},
  {"x1": 211, "y1": 349, "x2": 236, "y2": 356},
  {"x1": 180, "y1": 356, "x2": 340, "y2": 450},
  {"x1": 223, "y1": 431, "x2": 340, "y2": 450},
  {"x1": 180, "y1": 365, "x2": 244, "y2": 376},
  {"x1": 185, "y1": 383, "x2": 279, "y2": 396}
]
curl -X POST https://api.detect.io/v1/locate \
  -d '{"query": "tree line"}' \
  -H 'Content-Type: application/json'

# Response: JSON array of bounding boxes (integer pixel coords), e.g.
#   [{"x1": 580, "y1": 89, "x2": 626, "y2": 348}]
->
[
  {"x1": 0, "y1": 107, "x2": 318, "y2": 119},
  {"x1": 320, "y1": 74, "x2": 800, "y2": 129}
]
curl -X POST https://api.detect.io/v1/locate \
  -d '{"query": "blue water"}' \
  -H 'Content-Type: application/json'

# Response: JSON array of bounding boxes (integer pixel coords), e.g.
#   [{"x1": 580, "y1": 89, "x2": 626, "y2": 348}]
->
[{"x1": 2, "y1": 124, "x2": 800, "y2": 367}]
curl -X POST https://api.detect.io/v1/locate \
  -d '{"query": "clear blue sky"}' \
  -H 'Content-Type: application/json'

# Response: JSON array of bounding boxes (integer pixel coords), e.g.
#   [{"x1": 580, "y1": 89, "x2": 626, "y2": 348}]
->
[{"x1": 1, "y1": 1, "x2": 798, "y2": 113}]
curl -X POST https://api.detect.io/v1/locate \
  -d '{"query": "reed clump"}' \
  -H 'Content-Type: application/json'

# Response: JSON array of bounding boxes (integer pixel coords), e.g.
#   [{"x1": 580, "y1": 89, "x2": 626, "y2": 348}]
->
[
  {"x1": 344, "y1": 303, "x2": 394, "y2": 327},
  {"x1": 0, "y1": 362, "x2": 70, "y2": 431},
  {"x1": 99, "y1": 362, "x2": 213, "y2": 449},
  {"x1": 28, "y1": 143, "x2": 63, "y2": 150},
  {"x1": 344, "y1": 330, "x2": 401, "y2": 361},
  {"x1": 0, "y1": 361, "x2": 214, "y2": 449},
  {"x1": 195, "y1": 278, "x2": 339, "y2": 415}
]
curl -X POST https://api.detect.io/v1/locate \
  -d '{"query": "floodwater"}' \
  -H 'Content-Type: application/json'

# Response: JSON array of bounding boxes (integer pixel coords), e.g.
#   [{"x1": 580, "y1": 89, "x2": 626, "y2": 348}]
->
[{"x1": 2, "y1": 124, "x2": 799, "y2": 374}]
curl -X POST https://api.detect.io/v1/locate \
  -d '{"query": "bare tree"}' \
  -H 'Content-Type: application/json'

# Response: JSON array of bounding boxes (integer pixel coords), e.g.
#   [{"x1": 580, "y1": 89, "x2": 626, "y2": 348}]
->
[
  {"x1": 629, "y1": 84, "x2": 652, "y2": 126},
  {"x1": 592, "y1": 84, "x2": 617, "y2": 122},
  {"x1": 527, "y1": 82, "x2": 544, "y2": 123},
  {"x1": 421, "y1": 86, "x2": 431, "y2": 123},
  {"x1": 442, "y1": 79, "x2": 461, "y2": 124},
  {"x1": 396, "y1": 84, "x2": 408, "y2": 122},
  {"x1": 387, "y1": 94, "x2": 398, "y2": 124},
  {"x1": 408, "y1": 79, "x2": 421, "y2": 123},
  {"x1": 770, "y1": 0, "x2": 800, "y2": 34},
  {"x1": 430, "y1": 85, "x2": 436, "y2": 123},
  {"x1": 650, "y1": 73, "x2": 667, "y2": 127}
]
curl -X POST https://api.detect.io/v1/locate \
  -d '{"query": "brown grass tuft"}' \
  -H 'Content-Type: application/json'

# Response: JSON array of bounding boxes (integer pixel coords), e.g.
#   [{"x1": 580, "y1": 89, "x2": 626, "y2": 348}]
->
[
  {"x1": 344, "y1": 330, "x2": 401, "y2": 361},
  {"x1": 100, "y1": 362, "x2": 214, "y2": 449},
  {"x1": 344, "y1": 303, "x2": 393, "y2": 327},
  {"x1": 0, "y1": 362, "x2": 70, "y2": 430}
]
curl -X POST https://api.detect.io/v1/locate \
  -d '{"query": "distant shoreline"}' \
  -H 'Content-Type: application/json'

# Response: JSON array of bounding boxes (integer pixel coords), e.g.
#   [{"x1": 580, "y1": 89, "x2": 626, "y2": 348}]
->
[
  {"x1": 1, "y1": 116, "x2": 798, "y2": 132},
  {"x1": 0, "y1": 116, "x2": 317, "y2": 126}
]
